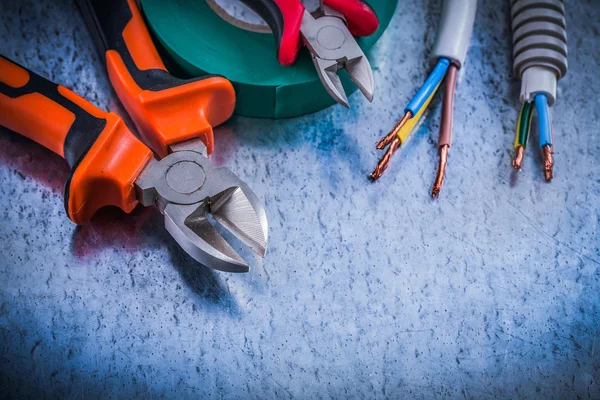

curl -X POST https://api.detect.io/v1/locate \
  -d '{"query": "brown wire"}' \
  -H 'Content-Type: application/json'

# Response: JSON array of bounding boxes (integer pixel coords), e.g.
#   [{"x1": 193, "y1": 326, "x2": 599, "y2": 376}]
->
[
  {"x1": 431, "y1": 63, "x2": 458, "y2": 197},
  {"x1": 439, "y1": 64, "x2": 458, "y2": 146}
]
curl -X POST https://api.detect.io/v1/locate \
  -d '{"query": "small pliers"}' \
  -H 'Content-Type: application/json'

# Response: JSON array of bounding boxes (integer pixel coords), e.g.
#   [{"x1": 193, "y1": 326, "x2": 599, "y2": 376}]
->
[
  {"x1": 0, "y1": 0, "x2": 268, "y2": 272},
  {"x1": 240, "y1": 0, "x2": 379, "y2": 107}
]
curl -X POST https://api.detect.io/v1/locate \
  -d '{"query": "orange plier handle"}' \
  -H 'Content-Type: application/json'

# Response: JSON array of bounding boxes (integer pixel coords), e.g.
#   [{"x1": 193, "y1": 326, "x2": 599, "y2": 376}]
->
[
  {"x1": 77, "y1": 0, "x2": 236, "y2": 158},
  {"x1": 0, "y1": 55, "x2": 152, "y2": 224}
]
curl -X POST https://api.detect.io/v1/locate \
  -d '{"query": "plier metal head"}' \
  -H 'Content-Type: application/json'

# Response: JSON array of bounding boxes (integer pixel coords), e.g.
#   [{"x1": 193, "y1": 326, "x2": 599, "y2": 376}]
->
[
  {"x1": 135, "y1": 139, "x2": 268, "y2": 272},
  {"x1": 300, "y1": 6, "x2": 375, "y2": 107},
  {"x1": 239, "y1": 0, "x2": 379, "y2": 107}
]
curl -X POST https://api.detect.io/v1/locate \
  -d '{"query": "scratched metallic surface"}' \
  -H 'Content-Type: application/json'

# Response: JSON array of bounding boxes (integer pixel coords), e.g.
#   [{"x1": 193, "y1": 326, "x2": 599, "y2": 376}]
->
[{"x1": 1, "y1": 0, "x2": 599, "y2": 398}]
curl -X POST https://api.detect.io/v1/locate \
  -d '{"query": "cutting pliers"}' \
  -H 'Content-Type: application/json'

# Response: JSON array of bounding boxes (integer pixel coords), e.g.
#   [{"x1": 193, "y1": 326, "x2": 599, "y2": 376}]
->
[
  {"x1": 240, "y1": 0, "x2": 379, "y2": 107},
  {"x1": 0, "y1": 0, "x2": 268, "y2": 272}
]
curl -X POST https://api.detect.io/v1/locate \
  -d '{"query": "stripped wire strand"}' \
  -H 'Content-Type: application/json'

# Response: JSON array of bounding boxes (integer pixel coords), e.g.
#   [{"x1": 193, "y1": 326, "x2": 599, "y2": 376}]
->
[
  {"x1": 370, "y1": 58, "x2": 450, "y2": 181},
  {"x1": 370, "y1": 82, "x2": 442, "y2": 181},
  {"x1": 432, "y1": 63, "x2": 458, "y2": 198}
]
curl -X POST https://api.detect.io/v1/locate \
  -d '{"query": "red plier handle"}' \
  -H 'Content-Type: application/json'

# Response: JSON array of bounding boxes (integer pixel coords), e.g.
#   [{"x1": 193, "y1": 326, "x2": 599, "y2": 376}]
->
[{"x1": 240, "y1": 0, "x2": 379, "y2": 66}]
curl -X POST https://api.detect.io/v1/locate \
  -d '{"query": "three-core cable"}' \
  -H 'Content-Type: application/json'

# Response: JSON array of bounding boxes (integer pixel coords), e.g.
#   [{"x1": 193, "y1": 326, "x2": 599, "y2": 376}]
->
[
  {"x1": 370, "y1": 57, "x2": 458, "y2": 197},
  {"x1": 510, "y1": 0, "x2": 566, "y2": 181},
  {"x1": 369, "y1": 0, "x2": 477, "y2": 197},
  {"x1": 370, "y1": 57, "x2": 450, "y2": 181}
]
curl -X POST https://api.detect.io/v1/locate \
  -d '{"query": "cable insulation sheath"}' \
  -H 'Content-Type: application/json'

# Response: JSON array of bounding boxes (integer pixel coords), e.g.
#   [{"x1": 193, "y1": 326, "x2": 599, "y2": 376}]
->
[{"x1": 430, "y1": 0, "x2": 477, "y2": 66}]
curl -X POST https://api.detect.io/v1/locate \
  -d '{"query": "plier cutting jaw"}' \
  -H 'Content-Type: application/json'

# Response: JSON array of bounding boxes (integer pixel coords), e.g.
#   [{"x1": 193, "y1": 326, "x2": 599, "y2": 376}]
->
[
  {"x1": 240, "y1": 0, "x2": 379, "y2": 108},
  {"x1": 135, "y1": 139, "x2": 268, "y2": 272},
  {"x1": 0, "y1": 0, "x2": 269, "y2": 273}
]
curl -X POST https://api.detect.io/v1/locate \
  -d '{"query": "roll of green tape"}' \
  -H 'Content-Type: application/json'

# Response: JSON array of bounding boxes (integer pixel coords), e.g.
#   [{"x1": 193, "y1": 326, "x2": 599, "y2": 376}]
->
[{"x1": 141, "y1": 0, "x2": 397, "y2": 118}]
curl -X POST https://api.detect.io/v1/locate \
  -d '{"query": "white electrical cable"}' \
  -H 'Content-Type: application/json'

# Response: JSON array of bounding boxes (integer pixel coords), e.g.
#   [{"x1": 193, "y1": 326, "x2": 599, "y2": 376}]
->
[{"x1": 430, "y1": 0, "x2": 478, "y2": 67}]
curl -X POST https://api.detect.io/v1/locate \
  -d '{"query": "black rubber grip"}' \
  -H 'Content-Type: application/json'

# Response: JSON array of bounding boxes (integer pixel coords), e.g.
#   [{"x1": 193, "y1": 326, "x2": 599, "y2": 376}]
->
[
  {"x1": 0, "y1": 54, "x2": 110, "y2": 217},
  {"x1": 239, "y1": 0, "x2": 286, "y2": 55},
  {"x1": 0, "y1": 55, "x2": 106, "y2": 169}
]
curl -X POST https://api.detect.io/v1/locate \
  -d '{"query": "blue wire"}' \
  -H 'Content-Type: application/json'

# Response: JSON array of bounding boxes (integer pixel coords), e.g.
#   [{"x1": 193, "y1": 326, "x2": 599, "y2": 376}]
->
[
  {"x1": 535, "y1": 93, "x2": 552, "y2": 147},
  {"x1": 405, "y1": 57, "x2": 450, "y2": 116}
]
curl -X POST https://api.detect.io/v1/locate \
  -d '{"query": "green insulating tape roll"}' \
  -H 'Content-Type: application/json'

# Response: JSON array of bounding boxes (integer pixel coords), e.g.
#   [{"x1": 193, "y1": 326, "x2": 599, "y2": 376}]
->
[{"x1": 141, "y1": 0, "x2": 397, "y2": 118}]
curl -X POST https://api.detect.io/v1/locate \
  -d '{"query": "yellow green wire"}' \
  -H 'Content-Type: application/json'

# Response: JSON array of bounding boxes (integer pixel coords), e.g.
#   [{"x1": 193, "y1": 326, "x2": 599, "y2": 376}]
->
[
  {"x1": 514, "y1": 105, "x2": 524, "y2": 148},
  {"x1": 514, "y1": 101, "x2": 533, "y2": 148}
]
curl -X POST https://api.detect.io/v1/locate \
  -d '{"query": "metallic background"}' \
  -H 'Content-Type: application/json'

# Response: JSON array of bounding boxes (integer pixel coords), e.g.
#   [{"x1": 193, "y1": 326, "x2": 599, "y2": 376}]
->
[{"x1": 1, "y1": 0, "x2": 599, "y2": 398}]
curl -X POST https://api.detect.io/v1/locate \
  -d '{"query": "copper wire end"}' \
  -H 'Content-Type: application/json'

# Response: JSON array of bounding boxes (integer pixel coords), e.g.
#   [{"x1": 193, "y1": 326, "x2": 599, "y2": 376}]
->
[
  {"x1": 542, "y1": 144, "x2": 553, "y2": 181},
  {"x1": 376, "y1": 112, "x2": 411, "y2": 150},
  {"x1": 512, "y1": 146, "x2": 525, "y2": 170},
  {"x1": 370, "y1": 137, "x2": 401, "y2": 181},
  {"x1": 432, "y1": 144, "x2": 449, "y2": 198}
]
